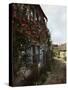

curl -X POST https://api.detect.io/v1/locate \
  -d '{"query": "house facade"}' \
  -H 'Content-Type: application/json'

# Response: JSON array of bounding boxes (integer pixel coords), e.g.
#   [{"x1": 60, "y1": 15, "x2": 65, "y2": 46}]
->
[
  {"x1": 58, "y1": 44, "x2": 66, "y2": 59},
  {"x1": 11, "y1": 3, "x2": 52, "y2": 85}
]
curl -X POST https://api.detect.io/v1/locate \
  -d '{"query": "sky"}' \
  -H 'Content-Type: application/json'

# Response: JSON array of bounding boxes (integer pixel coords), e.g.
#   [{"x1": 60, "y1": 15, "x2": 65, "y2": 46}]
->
[{"x1": 41, "y1": 5, "x2": 66, "y2": 45}]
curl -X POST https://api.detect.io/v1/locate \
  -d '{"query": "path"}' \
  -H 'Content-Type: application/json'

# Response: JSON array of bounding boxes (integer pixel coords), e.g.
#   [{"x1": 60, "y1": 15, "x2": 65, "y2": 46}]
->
[{"x1": 44, "y1": 57, "x2": 66, "y2": 84}]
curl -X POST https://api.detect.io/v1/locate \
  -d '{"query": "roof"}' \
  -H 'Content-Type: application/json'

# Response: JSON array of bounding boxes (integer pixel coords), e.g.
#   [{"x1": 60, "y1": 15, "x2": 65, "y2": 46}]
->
[
  {"x1": 52, "y1": 44, "x2": 58, "y2": 47},
  {"x1": 52, "y1": 44, "x2": 58, "y2": 49},
  {"x1": 39, "y1": 5, "x2": 48, "y2": 21}
]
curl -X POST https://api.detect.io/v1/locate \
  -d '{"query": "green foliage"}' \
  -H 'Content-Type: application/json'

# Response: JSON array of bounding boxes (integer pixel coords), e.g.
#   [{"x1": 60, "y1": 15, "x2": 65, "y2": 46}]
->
[{"x1": 13, "y1": 29, "x2": 32, "y2": 76}]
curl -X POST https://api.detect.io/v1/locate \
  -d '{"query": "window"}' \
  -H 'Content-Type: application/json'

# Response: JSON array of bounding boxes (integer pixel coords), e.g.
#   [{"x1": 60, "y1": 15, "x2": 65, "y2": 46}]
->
[
  {"x1": 39, "y1": 16, "x2": 41, "y2": 21},
  {"x1": 34, "y1": 10, "x2": 37, "y2": 21},
  {"x1": 26, "y1": 8, "x2": 30, "y2": 20},
  {"x1": 26, "y1": 47, "x2": 33, "y2": 64},
  {"x1": 30, "y1": 10, "x2": 33, "y2": 21}
]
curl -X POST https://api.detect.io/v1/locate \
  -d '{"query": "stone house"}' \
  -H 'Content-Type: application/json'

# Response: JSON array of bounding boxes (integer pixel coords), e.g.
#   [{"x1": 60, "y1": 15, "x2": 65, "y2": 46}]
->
[{"x1": 58, "y1": 44, "x2": 66, "y2": 59}]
